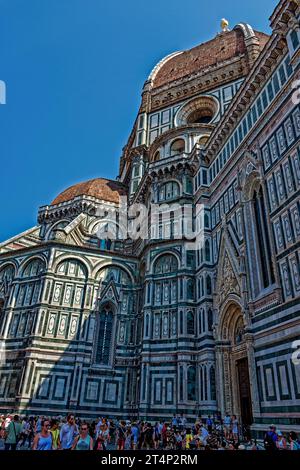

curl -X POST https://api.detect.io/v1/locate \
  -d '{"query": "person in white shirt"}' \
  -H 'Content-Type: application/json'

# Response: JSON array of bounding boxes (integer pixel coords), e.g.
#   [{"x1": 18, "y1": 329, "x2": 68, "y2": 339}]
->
[{"x1": 4, "y1": 415, "x2": 11, "y2": 429}]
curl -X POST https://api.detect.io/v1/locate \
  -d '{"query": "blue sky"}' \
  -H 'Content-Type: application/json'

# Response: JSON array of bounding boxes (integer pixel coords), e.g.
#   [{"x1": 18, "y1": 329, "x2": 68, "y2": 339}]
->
[{"x1": 0, "y1": 0, "x2": 277, "y2": 242}]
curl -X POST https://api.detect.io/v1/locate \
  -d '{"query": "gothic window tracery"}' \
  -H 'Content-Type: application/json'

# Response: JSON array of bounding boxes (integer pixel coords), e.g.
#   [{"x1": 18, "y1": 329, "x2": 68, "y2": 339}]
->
[
  {"x1": 95, "y1": 304, "x2": 114, "y2": 366},
  {"x1": 158, "y1": 181, "x2": 180, "y2": 202},
  {"x1": 53, "y1": 259, "x2": 87, "y2": 308},
  {"x1": 179, "y1": 310, "x2": 184, "y2": 335},
  {"x1": 0, "y1": 264, "x2": 15, "y2": 305},
  {"x1": 99, "y1": 266, "x2": 131, "y2": 287},
  {"x1": 207, "y1": 309, "x2": 213, "y2": 332},
  {"x1": 16, "y1": 259, "x2": 46, "y2": 307},
  {"x1": 253, "y1": 186, "x2": 275, "y2": 290},
  {"x1": 205, "y1": 239, "x2": 211, "y2": 262},
  {"x1": 187, "y1": 365, "x2": 197, "y2": 401},
  {"x1": 206, "y1": 275, "x2": 212, "y2": 295},
  {"x1": 187, "y1": 279, "x2": 195, "y2": 300},
  {"x1": 154, "y1": 254, "x2": 178, "y2": 275},
  {"x1": 210, "y1": 366, "x2": 216, "y2": 401},
  {"x1": 187, "y1": 311, "x2": 195, "y2": 335},
  {"x1": 145, "y1": 314, "x2": 150, "y2": 338}
]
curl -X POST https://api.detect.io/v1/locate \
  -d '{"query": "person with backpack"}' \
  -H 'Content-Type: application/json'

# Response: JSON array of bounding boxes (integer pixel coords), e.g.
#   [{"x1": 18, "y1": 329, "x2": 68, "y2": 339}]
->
[
  {"x1": 289, "y1": 431, "x2": 300, "y2": 450},
  {"x1": 4, "y1": 415, "x2": 22, "y2": 450},
  {"x1": 144, "y1": 423, "x2": 154, "y2": 449},
  {"x1": 32, "y1": 419, "x2": 53, "y2": 450},
  {"x1": 264, "y1": 425, "x2": 278, "y2": 451}
]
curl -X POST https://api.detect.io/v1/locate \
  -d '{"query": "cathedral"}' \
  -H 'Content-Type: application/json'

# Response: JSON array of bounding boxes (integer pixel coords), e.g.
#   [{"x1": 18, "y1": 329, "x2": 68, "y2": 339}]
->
[{"x1": 0, "y1": 0, "x2": 300, "y2": 437}]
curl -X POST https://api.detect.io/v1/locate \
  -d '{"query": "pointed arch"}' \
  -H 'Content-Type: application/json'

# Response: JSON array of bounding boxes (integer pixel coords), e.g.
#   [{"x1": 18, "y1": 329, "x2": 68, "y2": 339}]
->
[
  {"x1": 187, "y1": 365, "x2": 197, "y2": 401},
  {"x1": 94, "y1": 302, "x2": 116, "y2": 366},
  {"x1": 216, "y1": 231, "x2": 241, "y2": 307},
  {"x1": 187, "y1": 311, "x2": 195, "y2": 335}
]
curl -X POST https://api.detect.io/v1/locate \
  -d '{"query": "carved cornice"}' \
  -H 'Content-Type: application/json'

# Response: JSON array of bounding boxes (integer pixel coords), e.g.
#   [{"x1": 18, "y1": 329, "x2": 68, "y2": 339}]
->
[
  {"x1": 38, "y1": 196, "x2": 121, "y2": 225},
  {"x1": 149, "y1": 56, "x2": 248, "y2": 112},
  {"x1": 270, "y1": 0, "x2": 300, "y2": 32},
  {"x1": 206, "y1": 33, "x2": 287, "y2": 161}
]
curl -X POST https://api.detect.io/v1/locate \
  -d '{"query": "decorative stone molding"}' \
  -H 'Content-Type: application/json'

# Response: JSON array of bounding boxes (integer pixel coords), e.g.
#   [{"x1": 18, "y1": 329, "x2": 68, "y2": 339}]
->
[{"x1": 174, "y1": 96, "x2": 220, "y2": 127}]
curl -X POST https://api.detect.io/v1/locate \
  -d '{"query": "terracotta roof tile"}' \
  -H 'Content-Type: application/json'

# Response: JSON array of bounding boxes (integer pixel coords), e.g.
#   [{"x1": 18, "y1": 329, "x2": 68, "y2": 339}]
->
[
  {"x1": 152, "y1": 29, "x2": 269, "y2": 89},
  {"x1": 51, "y1": 178, "x2": 127, "y2": 205}
]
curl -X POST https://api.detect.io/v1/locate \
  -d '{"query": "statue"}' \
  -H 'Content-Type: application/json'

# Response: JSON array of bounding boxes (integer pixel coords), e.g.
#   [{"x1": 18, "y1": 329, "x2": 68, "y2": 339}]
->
[{"x1": 221, "y1": 19, "x2": 230, "y2": 32}]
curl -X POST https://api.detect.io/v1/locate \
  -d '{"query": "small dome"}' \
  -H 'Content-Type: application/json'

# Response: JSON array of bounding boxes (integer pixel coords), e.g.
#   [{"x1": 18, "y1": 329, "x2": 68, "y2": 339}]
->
[{"x1": 51, "y1": 178, "x2": 127, "y2": 205}]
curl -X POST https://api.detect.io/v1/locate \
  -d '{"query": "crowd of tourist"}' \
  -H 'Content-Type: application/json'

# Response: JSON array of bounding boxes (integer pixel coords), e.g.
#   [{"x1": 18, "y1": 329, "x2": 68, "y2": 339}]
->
[{"x1": 0, "y1": 412, "x2": 299, "y2": 451}]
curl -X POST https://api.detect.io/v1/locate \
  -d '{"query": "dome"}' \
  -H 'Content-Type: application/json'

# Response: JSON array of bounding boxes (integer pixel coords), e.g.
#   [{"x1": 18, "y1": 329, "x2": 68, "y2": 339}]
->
[
  {"x1": 150, "y1": 28, "x2": 269, "y2": 89},
  {"x1": 51, "y1": 178, "x2": 127, "y2": 205}
]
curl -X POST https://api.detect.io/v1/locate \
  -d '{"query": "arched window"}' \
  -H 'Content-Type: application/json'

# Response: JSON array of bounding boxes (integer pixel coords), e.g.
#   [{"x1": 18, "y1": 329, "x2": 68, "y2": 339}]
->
[
  {"x1": 170, "y1": 139, "x2": 185, "y2": 156},
  {"x1": 23, "y1": 259, "x2": 45, "y2": 278},
  {"x1": 95, "y1": 218, "x2": 119, "y2": 251},
  {"x1": 16, "y1": 258, "x2": 46, "y2": 308},
  {"x1": 204, "y1": 213, "x2": 210, "y2": 228},
  {"x1": 206, "y1": 275, "x2": 212, "y2": 295},
  {"x1": 198, "y1": 309, "x2": 203, "y2": 334},
  {"x1": 0, "y1": 298, "x2": 4, "y2": 326},
  {"x1": 158, "y1": 181, "x2": 180, "y2": 201},
  {"x1": 210, "y1": 366, "x2": 216, "y2": 401},
  {"x1": 56, "y1": 259, "x2": 86, "y2": 278},
  {"x1": 187, "y1": 365, "x2": 197, "y2": 401},
  {"x1": 0, "y1": 265, "x2": 15, "y2": 283},
  {"x1": 199, "y1": 366, "x2": 204, "y2": 401},
  {"x1": 154, "y1": 254, "x2": 178, "y2": 275},
  {"x1": 0, "y1": 264, "x2": 14, "y2": 336},
  {"x1": 0, "y1": 264, "x2": 15, "y2": 300},
  {"x1": 253, "y1": 187, "x2": 275, "y2": 289},
  {"x1": 95, "y1": 304, "x2": 114, "y2": 365},
  {"x1": 187, "y1": 311, "x2": 195, "y2": 335},
  {"x1": 291, "y1": 29, "x2": 300, "y2": 51},
  {"x1": 145, "y1": 314, "x2": 150, "y2": 338},
  {"x1": 131, "y1": 161, "x2": 143, "y2": 195},
  {"x1": 98, "y1": 266, "x2": 131, "y2": 287},
  {"x1": 185, "y1": 177, "x2": 193, "y2": 194},
  {"x1": 205, "y1": 240, "x2": 210, "y2": 262},
  {"x1": 207, "y1": 309, "x2": 213, "y2": 332},
  {"x1": 200, "y1": 277, "x2": 204, "y2": 297},
  {"x1": 187, "y1": 279, "x2": 195, "y2": 300},
  {"x1": 203, "y1": 366, "x2": 208, "y2": 400},
  {"x1": 179, "y1": 310, "x2": 184, "y2": 334},
  {"x1": 54, "y1": 259, "x2": 87, "y2": 308}
]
